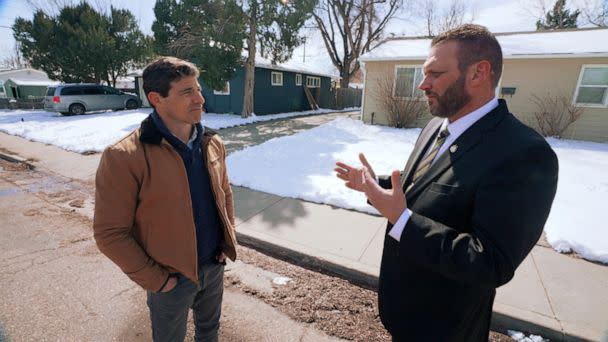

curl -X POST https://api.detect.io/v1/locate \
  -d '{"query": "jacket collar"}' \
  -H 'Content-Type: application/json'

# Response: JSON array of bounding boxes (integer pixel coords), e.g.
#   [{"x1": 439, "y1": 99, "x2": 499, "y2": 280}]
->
[
  {"x1": 404, "y1": 99, "x2": 510, "y2": 198},
  {"x1": 139, "y1": 112, "x2": 217, "y2": 146}
]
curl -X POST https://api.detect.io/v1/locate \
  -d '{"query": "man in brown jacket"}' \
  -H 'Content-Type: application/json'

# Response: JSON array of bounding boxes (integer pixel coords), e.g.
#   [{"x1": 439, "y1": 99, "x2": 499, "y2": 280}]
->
[{"x1": 94, "y1": 56, "x2": 237, "y2": 342}]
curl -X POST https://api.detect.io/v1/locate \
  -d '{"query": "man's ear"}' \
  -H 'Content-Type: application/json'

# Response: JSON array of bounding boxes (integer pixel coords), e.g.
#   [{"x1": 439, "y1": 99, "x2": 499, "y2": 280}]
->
[
  {"x1": 147, "y1": 92, "x2": 162, "y2": 108},
  {"x1": 469, "y1": 60, "x2": 492, "y2": 87}
]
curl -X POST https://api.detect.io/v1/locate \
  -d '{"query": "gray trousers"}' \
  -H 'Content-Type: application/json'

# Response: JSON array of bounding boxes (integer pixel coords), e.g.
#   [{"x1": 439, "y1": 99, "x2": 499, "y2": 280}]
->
[{"x1": 147, "y1": 262, "x2": 224, "y2": 342}]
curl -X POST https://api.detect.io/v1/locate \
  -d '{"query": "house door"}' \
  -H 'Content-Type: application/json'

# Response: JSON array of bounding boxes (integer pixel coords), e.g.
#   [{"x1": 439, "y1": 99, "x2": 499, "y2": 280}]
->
[{"x1": 11, "y1": 87, "x2": 18, "y2": 98}]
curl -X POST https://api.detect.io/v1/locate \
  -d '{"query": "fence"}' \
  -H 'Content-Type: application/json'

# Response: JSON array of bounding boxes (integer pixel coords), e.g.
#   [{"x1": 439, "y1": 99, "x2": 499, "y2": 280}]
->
[
  {"x1": 333, "y1": 88, "x2": 362, "y2": 110},
  {"x1": 0, "y1": 97, "x2": 44, "y2": 110}
]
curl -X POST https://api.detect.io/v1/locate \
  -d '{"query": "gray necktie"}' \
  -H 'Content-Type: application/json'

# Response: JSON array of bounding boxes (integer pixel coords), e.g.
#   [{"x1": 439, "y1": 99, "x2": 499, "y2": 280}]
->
[{"x1": 411, "y1": 127, "x2": 450, "y2": 183}]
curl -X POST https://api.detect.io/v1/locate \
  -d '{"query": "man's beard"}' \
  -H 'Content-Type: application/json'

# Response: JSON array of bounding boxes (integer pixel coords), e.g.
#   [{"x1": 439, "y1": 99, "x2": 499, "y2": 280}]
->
[{"x1": 425, "y1": 74, "x2": 471, "y2": 118}]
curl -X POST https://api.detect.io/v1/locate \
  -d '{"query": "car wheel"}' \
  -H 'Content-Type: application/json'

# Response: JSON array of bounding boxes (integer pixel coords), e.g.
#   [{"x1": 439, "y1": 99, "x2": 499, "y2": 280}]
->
[
  {"x1": 126, "y1": 99, "x2": 139, "y2": 110},
  {"x1": 69, "y1": 103, "x2": 85, "y2": 115}
]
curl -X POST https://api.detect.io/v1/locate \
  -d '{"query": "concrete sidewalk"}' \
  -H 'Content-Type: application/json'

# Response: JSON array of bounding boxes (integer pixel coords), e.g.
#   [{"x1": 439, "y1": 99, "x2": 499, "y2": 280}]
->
[{"x1": 2, "y1": 120, "x2": 607, "y2": 341}]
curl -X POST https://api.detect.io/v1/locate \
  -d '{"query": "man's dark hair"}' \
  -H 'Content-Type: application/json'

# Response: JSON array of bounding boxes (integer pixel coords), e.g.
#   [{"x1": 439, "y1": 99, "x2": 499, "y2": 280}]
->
[
  {"x1": 431, "y1": 24, "x2": 503, "y2": 89},
  {"x1": 142, "y1": 56, "x2": 200, "y2": 98}
]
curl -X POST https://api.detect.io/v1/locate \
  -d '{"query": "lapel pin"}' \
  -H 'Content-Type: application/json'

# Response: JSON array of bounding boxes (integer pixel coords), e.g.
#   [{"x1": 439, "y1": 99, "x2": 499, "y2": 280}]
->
[{"x1": 450, "y1": 145, "x2": 458, "y2": 153}]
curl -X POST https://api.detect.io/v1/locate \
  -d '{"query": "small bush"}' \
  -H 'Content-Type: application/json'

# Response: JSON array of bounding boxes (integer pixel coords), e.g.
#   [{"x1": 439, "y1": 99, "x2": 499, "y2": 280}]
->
[
  {"x1": 373, "y1": 76, "x2": 425, "y2": 128},
  {"x1": 530, "y1": 92, "x2": 584, "y2": 138}
]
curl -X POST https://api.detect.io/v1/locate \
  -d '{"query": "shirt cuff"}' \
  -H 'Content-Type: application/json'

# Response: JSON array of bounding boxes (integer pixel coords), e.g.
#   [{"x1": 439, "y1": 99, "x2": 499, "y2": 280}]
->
[{"x1": 388, "y1": 208, "x2": 412, "y2": 242}]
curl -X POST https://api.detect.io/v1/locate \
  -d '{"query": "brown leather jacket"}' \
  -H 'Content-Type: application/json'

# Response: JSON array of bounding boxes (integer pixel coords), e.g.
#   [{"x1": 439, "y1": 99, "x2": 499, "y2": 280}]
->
[{"x1": 93, "y1": 115, "x2": 236, "y2": 291}]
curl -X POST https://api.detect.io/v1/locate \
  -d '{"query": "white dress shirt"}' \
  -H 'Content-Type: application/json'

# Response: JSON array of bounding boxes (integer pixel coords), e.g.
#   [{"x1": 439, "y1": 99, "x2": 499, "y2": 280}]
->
[{"x1": 388, "y1": 97, "x2": 499, "y2": 242}]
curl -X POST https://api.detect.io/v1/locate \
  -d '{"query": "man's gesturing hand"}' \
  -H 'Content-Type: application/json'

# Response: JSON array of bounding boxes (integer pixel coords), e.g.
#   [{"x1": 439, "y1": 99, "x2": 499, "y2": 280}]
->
[
  {"x1": 361, "y1": 170, "x2": 407, "y2": 225},
  {"x1": 335, "y1": 153, "x2": 376, "y2": 192},
  {"x1": 336, "y1": 154, "x2": 407, "y2": 224}
]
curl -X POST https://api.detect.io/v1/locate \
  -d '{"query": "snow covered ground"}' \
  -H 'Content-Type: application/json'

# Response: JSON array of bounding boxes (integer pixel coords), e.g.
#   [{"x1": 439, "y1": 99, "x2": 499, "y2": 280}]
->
[
  {"x1": 0, "y1": 108, "x2": 356, "y2": 153},
  {"x1": 0, "y1": 110, "x2": 606, "y2": 263},
  {"x1": 227, "y1": 117, "x2": 608, "y2": 264}
]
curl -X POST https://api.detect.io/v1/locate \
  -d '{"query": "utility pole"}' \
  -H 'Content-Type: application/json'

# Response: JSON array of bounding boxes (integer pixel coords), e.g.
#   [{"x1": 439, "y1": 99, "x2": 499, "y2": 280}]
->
[{"x1": 299, "y1": 37, "x2": 306, "y2": 63}]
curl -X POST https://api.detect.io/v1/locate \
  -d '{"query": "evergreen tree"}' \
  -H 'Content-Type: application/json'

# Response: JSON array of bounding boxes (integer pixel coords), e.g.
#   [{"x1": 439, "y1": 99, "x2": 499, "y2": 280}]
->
[
  {"x1": 13, "y1": 2, "x2": 152, "y2": 84},
  {"x1": 13, "y1": 11, "x2": 59, "y2": 78},
  {"x1": 151, "y1": 0, "x2": 183, "y2": 56},
  {"x1": 151, "y1": 0, "x2": 245, "y2": 91},
  {"x1": 107, "y1": 7, "x2": 154, "y2": 86},
  {"x1": 536, "y1": 0, "x2": 580, "y2": 30},
  {"x1": 152, "y1": 0, "x2": 316, "y2": 117}
]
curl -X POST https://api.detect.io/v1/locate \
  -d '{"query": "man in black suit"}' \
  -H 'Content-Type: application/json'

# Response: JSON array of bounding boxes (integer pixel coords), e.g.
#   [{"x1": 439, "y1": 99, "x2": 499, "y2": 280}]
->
[{"x1": 335, "y1": 24, "x2": 558, "y2": 341}]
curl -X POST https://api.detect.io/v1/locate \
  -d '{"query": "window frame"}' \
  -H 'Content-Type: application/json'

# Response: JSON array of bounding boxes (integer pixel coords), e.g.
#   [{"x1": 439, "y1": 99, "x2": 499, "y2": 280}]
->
[
  {"x1": 213, "y1": 81, "x2": 230, "y2": 95},
  {"x1": 572, "y1": 64, "x2": 608, "y2": 108},
  {"x1": 306, "y1": 76, "x2": 321, "y2": 88},
  {"x1": 60, "y1": 87, "x2": 84, "y2": 96},
  {"x1": 271, "y1": 71, "x2": 283, "y2": 86},
  {"x1": 393, "y1": 65, "x2": 424, "y2": 99},
  {"x1": 296, "y1": 74, "x2": 302, "y2": 86},
  {"x1": 102, "y1": 86, "x2": 120, "y2": 95}
]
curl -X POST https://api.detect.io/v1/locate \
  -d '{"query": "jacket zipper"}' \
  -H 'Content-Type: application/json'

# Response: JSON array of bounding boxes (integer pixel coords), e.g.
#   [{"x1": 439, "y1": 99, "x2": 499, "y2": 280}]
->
[{"x1": 165, "y1": 140, "x2": 199, "y2": 285}]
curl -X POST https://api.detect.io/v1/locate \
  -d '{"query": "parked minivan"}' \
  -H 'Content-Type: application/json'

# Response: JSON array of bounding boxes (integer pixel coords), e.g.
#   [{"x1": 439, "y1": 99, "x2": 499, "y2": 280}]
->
[{"x1": 44, "y1": 84, "x2": 141, "y2": 115}]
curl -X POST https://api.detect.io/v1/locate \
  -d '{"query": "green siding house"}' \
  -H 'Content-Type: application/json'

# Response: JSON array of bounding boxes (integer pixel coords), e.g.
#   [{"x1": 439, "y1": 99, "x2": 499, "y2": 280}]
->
[
  {"x1": 134, "y1": 62, "x2": 336, "y2": 115},
  {"x1": 201, "y1": 64, "x2": 334, "y2": 115}
]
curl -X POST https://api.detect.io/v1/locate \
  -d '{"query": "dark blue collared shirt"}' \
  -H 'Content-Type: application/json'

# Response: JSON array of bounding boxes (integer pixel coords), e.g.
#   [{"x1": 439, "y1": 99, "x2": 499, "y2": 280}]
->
[{"x1": 151, "y1": 112, "x2": 221, "y2": 264}]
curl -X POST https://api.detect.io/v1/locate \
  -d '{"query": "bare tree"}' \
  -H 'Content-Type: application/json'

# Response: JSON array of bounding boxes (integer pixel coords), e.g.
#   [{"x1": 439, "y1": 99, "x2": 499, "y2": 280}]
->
[
  {"x1": 373, "y1": 75, "x2": 425, "y2": 128},
  {"x1": 530, "y1": 92, "x2": 585, "y2": 138},
  {"x1": 419, "y1": 0, "x2": 436, "y2": 37},
  {"x1": 518, "y1": 0, "x2": 551, "y2": 25},
  {"x1": 418, "y1": 0, "x2": 476, "y2": 37},
  {"x1": 312, "y1": 0, "x2": 404, "y2": 88},
  {"x1": 0, "y1": 43, "x2": 29, "y2": 69},
  {"x1": 579, "y1": 0, "x2": 608, "y2": 26}
]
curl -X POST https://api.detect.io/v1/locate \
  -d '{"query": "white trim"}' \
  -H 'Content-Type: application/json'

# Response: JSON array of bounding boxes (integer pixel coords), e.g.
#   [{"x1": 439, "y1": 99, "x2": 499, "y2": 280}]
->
[
  {"x1": 495, "y1": 65, "x2": 504, "y2": 98},
  {"x1": 306, "y1": 76, "x2": 321, "y2": 88},
  {"x1": 361, "y1": 53, "x2": 608, "y2": 63},
  {"x1": 572, "y1": 64, "x2": 608, "y2": 108},
  {"x1": 255, "y1": 63, "x2": 336, "y2": 79},
  {"x1": 271, "y1": 71, "x2": 283, "y2": 86},
  {"x1": 361, "y1": 56, "x2": 427, "y2": 62},
  {"x1": 295, "y1": 74, "x2": 302, "y2": 86},
  {"x1": 505, "y1": 53, "x2": 608, "y2": 59},
  {"x1": 393, "y1": 64, "x2": 424, "y2": 99},
  {"x1": 361, "y1": 63, "x2": 367, "y2": 122},
  {"x1": 213, "y1": 81, "x2": 230, "y2": 95}
]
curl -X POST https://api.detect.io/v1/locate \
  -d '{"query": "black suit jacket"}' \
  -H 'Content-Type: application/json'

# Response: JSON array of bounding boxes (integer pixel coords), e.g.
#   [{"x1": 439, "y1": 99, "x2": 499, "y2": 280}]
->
[{"x1": 377, "y1": 100, "x2": 558, "y2": 341}]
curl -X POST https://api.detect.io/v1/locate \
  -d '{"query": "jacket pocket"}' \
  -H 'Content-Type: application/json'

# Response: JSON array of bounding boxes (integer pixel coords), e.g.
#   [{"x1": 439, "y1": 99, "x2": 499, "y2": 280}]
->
[{"x1": 428, "y1": 182, "x2": 462, "y2": 195}]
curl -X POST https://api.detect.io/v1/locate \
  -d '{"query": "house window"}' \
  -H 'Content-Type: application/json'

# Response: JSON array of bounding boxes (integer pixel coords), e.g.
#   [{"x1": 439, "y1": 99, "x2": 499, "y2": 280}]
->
[
  {"x1": 306, "y1": 76, "x2": 321, "y2": 88},
  {"x1": 394, "y1": 66, "x2": 424, "y2": 98},
  {"x1": 574, "y1": 65, "x2": 608, "y2": 107},
  {"x1": 271, "y1": 72, "x2": 283, "y2": 86},
  {"x1": 296, "y1": 74, "x2": 302, "y2": 86},
  {"x1": 213, "y1": 81, "x2": 230, "y2": 95}
]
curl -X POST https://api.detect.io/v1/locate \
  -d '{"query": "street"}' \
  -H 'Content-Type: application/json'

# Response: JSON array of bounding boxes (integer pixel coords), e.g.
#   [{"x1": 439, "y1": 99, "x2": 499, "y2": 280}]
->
[{"x1": 0, "y1": 157, "x2": 344, "y2": 341}]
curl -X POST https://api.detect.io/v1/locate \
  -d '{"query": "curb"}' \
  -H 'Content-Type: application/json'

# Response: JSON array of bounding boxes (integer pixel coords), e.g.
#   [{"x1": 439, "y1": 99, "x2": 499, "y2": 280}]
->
[
  {"x1": 236, "y1": 231, "x2": 378, "y2": 290},
  {"x1": 0, "y1": 151, "x2": 35, "y2": 169},
  {"x1": 236, "y1": 231, "x2": 592, "y2": 342}
]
